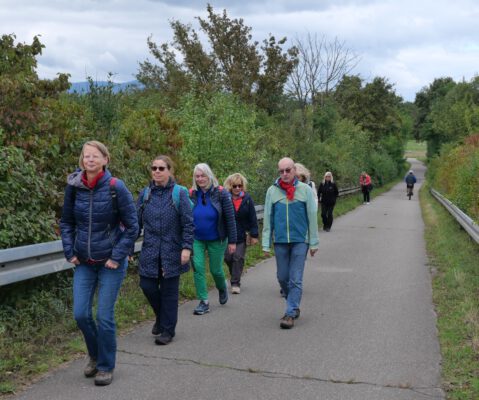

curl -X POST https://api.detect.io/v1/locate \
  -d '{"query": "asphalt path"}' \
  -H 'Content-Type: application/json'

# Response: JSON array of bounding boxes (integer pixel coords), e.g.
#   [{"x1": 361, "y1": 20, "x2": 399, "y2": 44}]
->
[{"x1": 14, "y1": 158, "x2": 444, "y2": 400}]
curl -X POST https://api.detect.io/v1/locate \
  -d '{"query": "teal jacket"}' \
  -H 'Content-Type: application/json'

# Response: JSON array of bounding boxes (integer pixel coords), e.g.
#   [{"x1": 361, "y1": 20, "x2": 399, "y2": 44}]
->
[{"x1": 262, "y1": 178, "x2": 319, "y2": 251}]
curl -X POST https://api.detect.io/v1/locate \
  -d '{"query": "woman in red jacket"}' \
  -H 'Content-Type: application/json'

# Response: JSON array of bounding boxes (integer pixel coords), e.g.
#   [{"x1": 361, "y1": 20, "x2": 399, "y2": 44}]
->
[{"x1": 359, "y1": 171, "x2": 372, "y2": 204}]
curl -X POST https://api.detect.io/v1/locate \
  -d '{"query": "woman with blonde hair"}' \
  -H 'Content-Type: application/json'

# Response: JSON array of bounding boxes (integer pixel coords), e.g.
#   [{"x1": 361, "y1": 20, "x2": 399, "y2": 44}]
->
[
  {"x1": 317, "y1": 171, "x2": 339, "y2": 232},
  {"x1": 223, "y1": 173, "x2": 259, "y2": 294},
  {"x1": 295, "y1": 163, "x2": 318, "y2": 206},
  {"x1": 60, "y1": 140, "x2": 138, "y2": 386},
  {"x1": 190, "y1": 163, "x2": 237, "y2": 315}
]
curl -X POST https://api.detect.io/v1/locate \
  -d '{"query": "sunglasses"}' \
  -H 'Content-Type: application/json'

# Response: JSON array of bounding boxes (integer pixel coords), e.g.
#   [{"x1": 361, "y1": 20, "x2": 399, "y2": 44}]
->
[
  {"x1": 278, "y1": 168, "x2": 292, "y2": 174},
  {"x1": 151, "y1": 166, "x2": 167, "y2": 172},
  {"x1": 232, "y1": 184, "x2": 243, "y2": 189},
  {"x1": 201, "y1": 192, "x2": 207, "y2": 206}
]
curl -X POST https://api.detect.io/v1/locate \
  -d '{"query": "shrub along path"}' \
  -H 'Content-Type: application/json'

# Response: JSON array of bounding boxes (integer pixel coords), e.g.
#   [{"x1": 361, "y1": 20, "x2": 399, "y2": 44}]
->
[{"x1": 13, "y1": 159, "x2": 444, "y2": 400}]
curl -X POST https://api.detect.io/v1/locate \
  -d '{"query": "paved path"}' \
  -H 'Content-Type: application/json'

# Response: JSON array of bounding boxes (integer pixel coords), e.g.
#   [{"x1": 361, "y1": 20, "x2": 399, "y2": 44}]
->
[{"x1": 15, "y1": 159, "x2": 444, "y2": 400}]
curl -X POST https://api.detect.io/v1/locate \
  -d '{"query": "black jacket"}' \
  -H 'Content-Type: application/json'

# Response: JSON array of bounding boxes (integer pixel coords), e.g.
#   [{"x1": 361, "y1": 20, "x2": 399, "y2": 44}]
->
[
  {"x1": 232, "y1": 192, "x2": 259, "y2": 244},
  {"x1": 317, "y1": 181, "x2": 339, "y2": 205}
]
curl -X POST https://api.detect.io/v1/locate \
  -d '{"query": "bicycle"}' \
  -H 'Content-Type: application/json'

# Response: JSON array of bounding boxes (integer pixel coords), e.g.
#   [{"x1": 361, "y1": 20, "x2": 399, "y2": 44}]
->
[{"x1": 407, "y1": 185, "x2": 414, "y2": 200}]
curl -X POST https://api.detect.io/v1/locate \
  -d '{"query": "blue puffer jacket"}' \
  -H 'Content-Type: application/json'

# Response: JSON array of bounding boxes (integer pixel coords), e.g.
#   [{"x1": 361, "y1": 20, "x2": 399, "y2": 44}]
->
[
  {"x1": 191, "y1": 186, "x2": 237, "y2": 244},
  {"x1": 137, "y1": 179, "x2": 194, "y2": 279},
  {"x1": 60, "y1": 169, "x2": 139, "y2": 264},
  {"x1": 232, "y1": 192, "x2": 259, "y2": 244}
]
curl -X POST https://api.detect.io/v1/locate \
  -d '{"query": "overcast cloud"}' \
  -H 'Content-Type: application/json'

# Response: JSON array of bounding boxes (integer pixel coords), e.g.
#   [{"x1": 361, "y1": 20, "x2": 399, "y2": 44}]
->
[{"x1": 1, "y1": 0, "x2": 478, "y2": 100}]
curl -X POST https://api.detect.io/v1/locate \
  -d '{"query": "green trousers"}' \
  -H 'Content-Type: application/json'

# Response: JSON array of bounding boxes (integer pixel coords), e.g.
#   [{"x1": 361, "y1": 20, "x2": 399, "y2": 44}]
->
[{"x1": 192, "y1": 239, "x2": 228, "y2": 301}]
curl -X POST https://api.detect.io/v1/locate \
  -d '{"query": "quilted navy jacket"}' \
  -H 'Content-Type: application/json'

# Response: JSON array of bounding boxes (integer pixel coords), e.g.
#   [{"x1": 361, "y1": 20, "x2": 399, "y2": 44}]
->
[
  {"x1": 232, "y1": 192, "x2": 259, "y2": 244},
  {"x1": 60, "y1": 169, "x2": 139, "y2": 264},
  {"x1": 191, "y1": 186, "x2": 237, "y2": 244},
  {"x1": 137, "y1": 179, "x2": 194, "y2": 279}
]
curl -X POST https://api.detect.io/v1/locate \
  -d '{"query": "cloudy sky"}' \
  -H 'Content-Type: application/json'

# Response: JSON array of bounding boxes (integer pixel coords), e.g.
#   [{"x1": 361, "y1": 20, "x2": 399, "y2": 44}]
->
[{"x1": 2, "y1": 0, "x2": 479, "y2": 101}]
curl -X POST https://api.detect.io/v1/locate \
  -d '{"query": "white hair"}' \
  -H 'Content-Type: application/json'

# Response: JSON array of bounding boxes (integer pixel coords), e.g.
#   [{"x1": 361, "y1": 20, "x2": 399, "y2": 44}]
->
[
  {"x1": 192, "y1": 163, "x2": 219, "y2": 190},
  {"x1": 322, "y1": 171, "x2": 334, "y2": 184}
]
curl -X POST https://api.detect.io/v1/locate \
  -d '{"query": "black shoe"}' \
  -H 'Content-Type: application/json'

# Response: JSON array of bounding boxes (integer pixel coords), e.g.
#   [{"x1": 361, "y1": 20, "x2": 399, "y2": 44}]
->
[
  {"x1": 219, "y1": 282, "x2": 228, "y2": 305},
  {"x1": 152, "y1": 321, "x2": 161, "y2": 335},
  {"x1": 325, "y1": 228, "x2": 330, "y2": 232},
  {"x1": 155, "y1": 332, "x2": 172, "y2": 345},
  {"x1": 293, "y1": 309, "x2": 301, "y2": 319}
]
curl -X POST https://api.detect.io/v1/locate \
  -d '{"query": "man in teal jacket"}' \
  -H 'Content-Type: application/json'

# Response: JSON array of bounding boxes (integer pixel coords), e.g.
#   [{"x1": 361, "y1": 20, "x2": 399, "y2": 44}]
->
[{"x1": 262, "y1": 157, "x2": 319, "y2": 329}]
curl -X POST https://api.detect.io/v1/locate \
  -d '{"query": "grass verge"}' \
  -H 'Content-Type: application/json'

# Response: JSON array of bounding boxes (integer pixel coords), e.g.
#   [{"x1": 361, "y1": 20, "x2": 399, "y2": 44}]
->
[
  {"x1": 405, "y1": 140, "x2": 427, "y2": 160},
  {"x1": 0, "y1": 175, "x2": 404, "y2": 397},
  {"x1": 420, "y1": 183, "x2": 479, "y2": 399}
]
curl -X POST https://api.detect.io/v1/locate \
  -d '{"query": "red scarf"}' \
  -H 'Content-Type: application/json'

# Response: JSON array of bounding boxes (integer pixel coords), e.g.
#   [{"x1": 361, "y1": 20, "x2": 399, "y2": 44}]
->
[
  {"x1": 81, "y1": 170, "x2": 105, "y2": 189},
  {"x1": 279, "y1": 179, "x2": 296, "y2": 201}
]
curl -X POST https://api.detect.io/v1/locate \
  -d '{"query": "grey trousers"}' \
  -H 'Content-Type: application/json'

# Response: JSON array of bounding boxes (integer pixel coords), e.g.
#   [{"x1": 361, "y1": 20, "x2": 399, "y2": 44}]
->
[{"x1": 224, "y1": 242, "x2": 247, "y2": 287}]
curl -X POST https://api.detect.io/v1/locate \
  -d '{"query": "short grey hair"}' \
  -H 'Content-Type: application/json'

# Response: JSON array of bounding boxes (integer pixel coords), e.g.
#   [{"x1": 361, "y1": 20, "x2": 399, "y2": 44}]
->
[{"x1": 192, "y1": 163, "x2": 219, "y2": 191}]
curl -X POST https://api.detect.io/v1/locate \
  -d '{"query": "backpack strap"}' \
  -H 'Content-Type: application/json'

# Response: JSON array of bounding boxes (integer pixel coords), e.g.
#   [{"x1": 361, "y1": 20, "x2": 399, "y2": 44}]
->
[
  {"x1": 109, "y1": 178, "x2": 119, "y2": 218},
  {"x1": 172, "y1": 184, "x2": 193, "y2": 211}
]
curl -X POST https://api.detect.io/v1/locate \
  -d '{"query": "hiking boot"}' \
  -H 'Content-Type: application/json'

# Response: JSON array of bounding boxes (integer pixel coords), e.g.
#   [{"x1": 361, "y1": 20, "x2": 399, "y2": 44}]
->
[
  {"x1": 280, "y1": 315, "x2": 294, "y2": 329},
  {"x1": 155, "y1": 332, "x2": 172, "y2": 345},
  {"x1": 219, "y1": 282, "x2": 228, "y2": 305},
  {"x1": 83, "y1": 357, "x2": 97, "y2": 378},
  {"x1": 293, "y1": 309, "x2": 301, "y2": 319},
  {"x1": 152, "y1": 321, "x2": 161, "y2": 336},
  {"x1": 193, "y1": 300, "x2": 210, "y2": 315},
  {"x1": 94, "y1": 370, "x2": 113, "y2": 386},
  {"x1": 231, "y1": 286, "x2": 241, "y2": 294}
]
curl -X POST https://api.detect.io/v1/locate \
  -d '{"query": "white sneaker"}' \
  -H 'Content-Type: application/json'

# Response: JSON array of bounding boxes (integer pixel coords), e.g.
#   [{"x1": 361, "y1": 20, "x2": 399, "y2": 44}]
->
[
  {"x1": 367, "y1": 202, "x2": 370, "y2": 204},
  {"x1": 231, "y1": 286, "x2": 241, "y2": 294}
]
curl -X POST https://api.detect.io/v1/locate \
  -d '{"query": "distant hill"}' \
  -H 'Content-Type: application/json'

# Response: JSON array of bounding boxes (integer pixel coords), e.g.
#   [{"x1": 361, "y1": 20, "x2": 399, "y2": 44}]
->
[{"x1": 68, "y1": 80, "x2": 143, "y2": 94}]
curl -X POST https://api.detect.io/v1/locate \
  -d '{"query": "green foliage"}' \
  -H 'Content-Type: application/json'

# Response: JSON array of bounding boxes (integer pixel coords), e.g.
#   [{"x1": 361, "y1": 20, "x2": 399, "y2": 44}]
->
[
  {"x1": 174, "y1": 91, "x2": 267, "y2": 198},
  {"x1": 0, "y1": 129, "x2": 58, "y2": 248},
  {"x1": 137, "y1": 4, "x2": 297, "y2": 113},
  {"x1": 428, "y1": 135, "x2": 479, "y2": 222}
]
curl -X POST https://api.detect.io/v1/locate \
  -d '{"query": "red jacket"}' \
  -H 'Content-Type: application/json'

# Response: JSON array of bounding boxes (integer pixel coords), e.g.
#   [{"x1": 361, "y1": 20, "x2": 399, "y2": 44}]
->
[{"x1": 359, "y1": 174, "x2": 371, "y2": 186}]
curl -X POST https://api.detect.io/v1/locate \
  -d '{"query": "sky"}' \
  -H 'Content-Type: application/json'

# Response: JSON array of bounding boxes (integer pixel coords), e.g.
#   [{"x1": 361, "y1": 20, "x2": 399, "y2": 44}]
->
[{"x1": 1, "y1": 0, "x2": 479, "y2": 101}]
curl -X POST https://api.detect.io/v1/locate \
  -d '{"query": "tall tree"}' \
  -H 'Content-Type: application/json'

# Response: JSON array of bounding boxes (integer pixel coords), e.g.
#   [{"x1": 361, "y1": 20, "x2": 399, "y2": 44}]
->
[
  {"x1": 137, "y1": 4, "x2": 297, "y2": 113},
  {"x1": 0, "y1": 34, "x2": 70, "y2": 149},
  {"x1": 288, "y1": 33, "x2": 360, "y2": 107}
]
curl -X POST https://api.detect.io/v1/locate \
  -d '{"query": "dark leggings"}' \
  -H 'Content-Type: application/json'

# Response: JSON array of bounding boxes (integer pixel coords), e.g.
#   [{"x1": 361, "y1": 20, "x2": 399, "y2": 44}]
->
[{"x1": 362, "y1": 187, "x2": 370, "y2": 202}]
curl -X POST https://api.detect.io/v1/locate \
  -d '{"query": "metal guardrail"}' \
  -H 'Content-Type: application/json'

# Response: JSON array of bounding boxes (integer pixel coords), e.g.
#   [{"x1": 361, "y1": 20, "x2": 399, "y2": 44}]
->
[
  {"x1": 338, "y1": 186, "x2": 361, "y2": 196},
  {"x1": 0, "y1": 187, "x2": 358, "y2": 287},
  {"x1": 430, "y1": 188, "x2": 479, "y2": 244},
  {"x1": 0, "y1": 205, "x2": 265, "y2": 287}
]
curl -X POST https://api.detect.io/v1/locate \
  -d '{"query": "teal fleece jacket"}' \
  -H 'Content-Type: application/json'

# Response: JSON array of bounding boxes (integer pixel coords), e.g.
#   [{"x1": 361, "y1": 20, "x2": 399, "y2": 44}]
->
[{"x1": 262, "y1": 178, "x2": 319, "y2": 252}]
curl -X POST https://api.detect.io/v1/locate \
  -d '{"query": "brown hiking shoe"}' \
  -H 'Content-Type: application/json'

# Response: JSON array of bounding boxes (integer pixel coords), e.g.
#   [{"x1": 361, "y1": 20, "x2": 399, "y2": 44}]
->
[
  {"x1": 94, "y1": 370, "x2": 113, "y2": 386},
  {"x1": 83, "y1": 357, "x2": 97, "y2": 378},
  {"x1": 280, "y1": 315, "x2": 294, "y2": 329}
]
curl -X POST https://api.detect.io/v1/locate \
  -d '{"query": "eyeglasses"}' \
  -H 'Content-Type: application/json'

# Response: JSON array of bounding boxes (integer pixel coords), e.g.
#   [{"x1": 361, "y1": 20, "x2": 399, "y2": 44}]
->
[
  {"x1": 232, "y1": 184, "x2": 243, "y2": 189},
  {"x1": 278, "y1": 168, "x2": 292, "y2": 174},
  {"x1": 151, "y1": 166, "x2": 167, "y2": 172},
  {"x1": 201, "y1": 192, "x2": 206, "y2": 206}
]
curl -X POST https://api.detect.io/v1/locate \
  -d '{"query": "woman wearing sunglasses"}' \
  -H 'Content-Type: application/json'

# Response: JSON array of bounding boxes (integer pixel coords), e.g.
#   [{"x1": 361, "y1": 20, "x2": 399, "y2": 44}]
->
[
  {"x1": 190, "y1": 163, "x2": 237, "y2": 315},
  {"x1": 223, "y1": 173, "x2": 259, "y2": 294},
  {"x1": 136, "y1": 155, "x2": 194, "y2": 345}
]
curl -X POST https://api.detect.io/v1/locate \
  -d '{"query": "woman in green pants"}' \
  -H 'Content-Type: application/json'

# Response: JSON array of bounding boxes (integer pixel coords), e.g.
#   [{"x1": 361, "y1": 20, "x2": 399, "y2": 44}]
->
[{"x1": 190, "y1": 163, "x2": 237, "y2": 315}]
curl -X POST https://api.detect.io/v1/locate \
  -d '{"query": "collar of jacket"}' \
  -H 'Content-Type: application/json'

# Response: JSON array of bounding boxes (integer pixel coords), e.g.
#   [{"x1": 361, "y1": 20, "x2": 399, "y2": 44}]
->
[
  {"x1": 150, "y1": 177, "x2": 175, "y2": 192},
  {"x1": 67, "y1": 168, "x2": 112, "y2": 190}
]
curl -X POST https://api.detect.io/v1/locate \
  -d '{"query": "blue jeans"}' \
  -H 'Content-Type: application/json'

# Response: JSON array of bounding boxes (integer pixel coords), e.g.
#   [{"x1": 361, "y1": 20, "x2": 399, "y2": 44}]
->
[
  {"x1": 73, "y1": 259, "x2": 127, "y2": 372},
  {"x1": 274, "y1": 243, "x2": 309, "y2": 317},
  {"x1": 139, "y1": 274, "x2": 180, "y2": 337}
]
